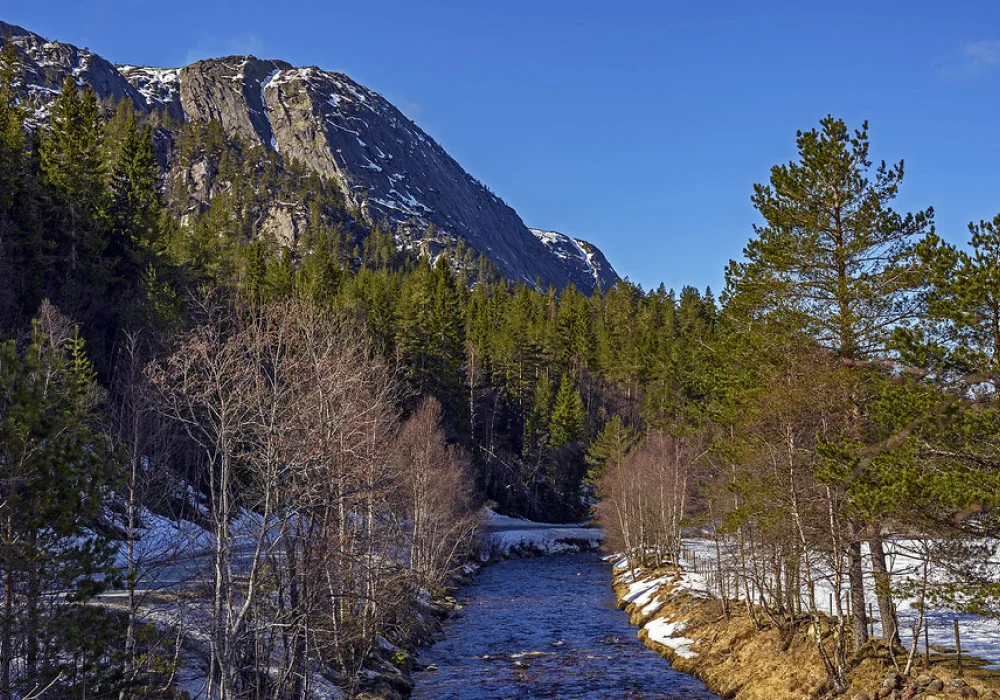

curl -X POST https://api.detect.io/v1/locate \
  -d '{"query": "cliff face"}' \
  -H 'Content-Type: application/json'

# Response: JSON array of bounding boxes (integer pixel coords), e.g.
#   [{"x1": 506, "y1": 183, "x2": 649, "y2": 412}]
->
[
  {"x1": 0, "y1": 21, "x2": 621, "y2": 293},
  {"x1": 530, "y1": 229, "x2": 620, "y2": 292}
]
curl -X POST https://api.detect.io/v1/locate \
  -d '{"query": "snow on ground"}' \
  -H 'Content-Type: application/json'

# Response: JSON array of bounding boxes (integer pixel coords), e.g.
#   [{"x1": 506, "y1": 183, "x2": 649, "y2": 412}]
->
[
  {"x1": 624, "y1": 575, "x2": 672, "y2": 607},
  {"x1": 877, "y1": 540, "x2": 1000, "y2": 670},
  {"x1": 607, "y1": 556, "x2": 700, "y2": 659},
  {"x1": 102, "y1": 509, "x2": 214, "y2": 591},
  {"x1": 641, "y1": 596, "x2": 665, "y2": 617},
  {"x1": 482, "y1": 508, "x2": 603, "y2": 558},
  {"x1": 634, "y1": 538, "x2": 1000, "y2": 669},
  {"x1": 645, "y1": 618, "x2": 698, "y2": 659},
  {"x1": 104, "y1": 508, "x2": 346, "y2": 699}
]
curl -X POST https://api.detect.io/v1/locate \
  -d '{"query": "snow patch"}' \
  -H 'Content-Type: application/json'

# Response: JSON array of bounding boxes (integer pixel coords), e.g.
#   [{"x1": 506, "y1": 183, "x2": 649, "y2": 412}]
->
[
  {"x1": 645, "y1": 618, "x2": 697, "y2": 659},
  {"x1": 260, "y1": 69, "x2": 281, "y2": 153},
  {"x1": 624, "y1": 574, "x2": 672, "y2": 607},
  {"x1": 675, "y1": 537, "x2": 1000, "y2": 669},
  {"x1": 529, "y1": 228, "x2": 617, "y2": 289},
  {"x1": 118, "y1": 65, "x2": 181, "y2": 112}
]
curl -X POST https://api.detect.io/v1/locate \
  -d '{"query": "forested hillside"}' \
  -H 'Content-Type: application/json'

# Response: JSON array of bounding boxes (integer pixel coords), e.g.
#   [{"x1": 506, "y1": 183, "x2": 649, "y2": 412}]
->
[
  {"x1": 1, "y1": 24, "x2": 999, "y2": 700},
  {"x1": 0, "y1": 19, "x2": 621, "y2": 295},
  {"x1": 0, "y1": 42, "x2": 714, "y2": 698}
]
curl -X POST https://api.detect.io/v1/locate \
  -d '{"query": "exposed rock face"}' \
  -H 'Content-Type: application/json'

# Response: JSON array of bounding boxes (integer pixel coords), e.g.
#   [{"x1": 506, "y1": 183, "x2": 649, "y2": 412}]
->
[
  {"x1": 0, "y1": 21, "x2": 621, "y2": 293},
  {"x1": 258, "y1": 205, "x2": 307, "y2": 249},
  {"x1": 0, "y1": 20, "x2": 146, "y2": 121},
  {"x1": 529, "y1": 229, "x2": 619, "y2": 292},
  {"x1": 177, "y1": 57, "x2": 292, "y2": 148}
]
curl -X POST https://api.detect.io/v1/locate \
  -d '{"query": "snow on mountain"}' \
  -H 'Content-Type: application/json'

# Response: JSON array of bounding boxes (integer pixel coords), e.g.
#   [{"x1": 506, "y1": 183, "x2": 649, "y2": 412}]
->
[
  {"x1": 0, "y1": 20, "x2": 622, "y2": 293},
  {"x1": 530, "y1": 228, "x2": 620, "y2": 291},
  {"x1": 116, "y1": 65, "x2": 184, "y2": 120}
]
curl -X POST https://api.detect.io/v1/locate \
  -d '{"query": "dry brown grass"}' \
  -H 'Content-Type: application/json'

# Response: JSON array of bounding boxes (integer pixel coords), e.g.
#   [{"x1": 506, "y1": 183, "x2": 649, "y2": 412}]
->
[{"x1": 613, "y1": 567, "x2": 1000, "y2": 700}]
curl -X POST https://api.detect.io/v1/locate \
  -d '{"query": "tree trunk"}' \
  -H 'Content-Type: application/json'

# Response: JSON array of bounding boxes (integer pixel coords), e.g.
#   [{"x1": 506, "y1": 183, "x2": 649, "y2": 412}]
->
[
  {"x1": 25, "y1": 545, "x2": 38, "y2": 685},
  {"x1": 869, "y1": 531, "x2": 900, "y2": 645},
  {"x1": 847, "y1": 533, "x2": 868, "y2": 649},
  {"x1": 785, "y1": 551, "x2": 801, "y2": 617}
]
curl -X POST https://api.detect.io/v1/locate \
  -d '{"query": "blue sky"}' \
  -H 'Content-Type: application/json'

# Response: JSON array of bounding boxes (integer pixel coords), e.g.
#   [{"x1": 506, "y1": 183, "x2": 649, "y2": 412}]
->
[{"x1": 8, "y1": 1, "x2": 1000, "y2": 292}]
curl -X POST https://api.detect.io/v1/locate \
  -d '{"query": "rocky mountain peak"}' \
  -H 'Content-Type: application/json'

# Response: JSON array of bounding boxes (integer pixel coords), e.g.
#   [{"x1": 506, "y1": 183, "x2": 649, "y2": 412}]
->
[
  {"x1": 1, "y1": 20, "x2": 145, "y2": 122},
  {"x1": 530, "y1": 229, "x2": 620, "y2": 292},
  {"x1": 1, "y1": 20, "x2": 621, "y2": 293},
  {"x1": 177, "y1": 56, "x2": 293, "y2": 148}
]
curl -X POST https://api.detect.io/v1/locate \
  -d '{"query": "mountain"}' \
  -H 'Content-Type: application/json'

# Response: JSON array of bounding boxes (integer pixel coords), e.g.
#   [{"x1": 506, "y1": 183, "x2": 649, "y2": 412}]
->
[
  {"x1": 0, "y1": 20, "x2": 620, "y2": 293},
  {"x1": 529, "y1": 229, "x2": 619, "y2": 292}
]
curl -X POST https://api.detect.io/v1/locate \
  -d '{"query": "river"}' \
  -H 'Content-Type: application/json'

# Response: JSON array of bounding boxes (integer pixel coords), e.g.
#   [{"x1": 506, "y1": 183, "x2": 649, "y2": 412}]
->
[{"x1": 411, "y1": 552, "x2": 719, "y2": 699}]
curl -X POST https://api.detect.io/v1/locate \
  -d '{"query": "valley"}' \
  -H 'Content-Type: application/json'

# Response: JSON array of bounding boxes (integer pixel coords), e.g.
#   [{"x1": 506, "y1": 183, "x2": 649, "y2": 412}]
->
[{"x1": 0, "y1": 10, "x2": 999, "y2": 700}]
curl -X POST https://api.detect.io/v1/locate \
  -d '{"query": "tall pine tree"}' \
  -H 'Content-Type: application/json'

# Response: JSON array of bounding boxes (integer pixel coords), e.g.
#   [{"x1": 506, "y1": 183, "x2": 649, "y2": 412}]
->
[{"x1": 729, "y1": 116, "x2": 934, "y2": 647}]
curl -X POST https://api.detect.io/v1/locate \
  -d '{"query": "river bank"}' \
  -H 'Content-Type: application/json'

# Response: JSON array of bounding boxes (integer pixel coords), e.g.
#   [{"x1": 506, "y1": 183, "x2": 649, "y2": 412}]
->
[{"x1": 610, "y1": 554, "x2": 1000, "y2": 700}]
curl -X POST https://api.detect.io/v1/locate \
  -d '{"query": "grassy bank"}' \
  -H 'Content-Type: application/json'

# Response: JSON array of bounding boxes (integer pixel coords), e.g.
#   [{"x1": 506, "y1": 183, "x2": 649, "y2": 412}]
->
[{"x1": 611, "y1": 559, "x2": 1000, "y2": 700}]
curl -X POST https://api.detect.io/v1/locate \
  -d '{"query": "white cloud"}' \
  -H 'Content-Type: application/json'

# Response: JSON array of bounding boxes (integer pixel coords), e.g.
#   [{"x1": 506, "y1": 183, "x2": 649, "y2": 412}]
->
[{"x1": 935, "y1": 39, "x2": 1000, "y2": 82}]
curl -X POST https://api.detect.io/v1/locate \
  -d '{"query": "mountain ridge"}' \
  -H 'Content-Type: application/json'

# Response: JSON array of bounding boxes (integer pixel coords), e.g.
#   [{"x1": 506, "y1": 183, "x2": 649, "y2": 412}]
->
[
  {"x1": 529, "y1": 228, "x2": 619, "y2": 292},
  {"x1": 0, "y1": 20, "x2": 621, "y2": 293}
]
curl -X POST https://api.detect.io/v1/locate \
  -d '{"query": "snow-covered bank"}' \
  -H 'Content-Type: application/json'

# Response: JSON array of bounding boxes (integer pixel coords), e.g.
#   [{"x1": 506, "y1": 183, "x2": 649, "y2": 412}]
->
[
  {"x1": 612, "y1": 555, "x2": 706, "y2": 663},
  {"x1": 676, "y1": 537, "x2": 1000, "y2": 670},
  {"x1": 480, "y1": 508, "x2": 604, "y2": 558},
  {"x1": 610, "y1": 549, "x2": 1000, "y2": 700},
  {"x1": 100, "y1": 507, "x2": 601, "y2": 698}
]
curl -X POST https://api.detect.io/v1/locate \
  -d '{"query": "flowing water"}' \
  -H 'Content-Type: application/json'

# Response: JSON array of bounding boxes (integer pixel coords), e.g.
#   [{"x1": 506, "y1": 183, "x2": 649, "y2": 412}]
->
[{"x1": 411, "y1": 553, "x2": 719, "y2": 699}]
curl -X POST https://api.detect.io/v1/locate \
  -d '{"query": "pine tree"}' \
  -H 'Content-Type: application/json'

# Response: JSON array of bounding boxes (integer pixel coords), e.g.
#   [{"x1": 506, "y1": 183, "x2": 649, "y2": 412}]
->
[
  {"x1": 395, "y1": 257, "x2": 467, "y2": 423},
  {"x1": 524, "y1": 370, "x2": 553, "y2": 454},
  {"x1": 0, "y1": 42, "x2": 43, "y2": 321},
  {"x1": 0, "y1": 313, "x2": 119, "y2": 696},
  {"x1": 901, "y1": 219, "x2": 1000, "y2": 387},
  {"x1": 890, "y1": 219, "x2": 1000, "y2": 623},
  {"x1": 729, "y1": 116, "x2": 934, "y2": 648},
  {"x1": 264, "y1": 248, "x2": 296, "y2": 301},
  {"x1": 396, "y1": 259, "x2": 435, "y2": 391},
  {"x1": 733, "y1": 116, "x2": 931, "y2": 361},
  {"x1": 429, "y1": 257, "x2": 466, "y2": 418},
  {"x1": 597, "y1": 283, "x2": 643, "y2": 399},
  {"x1": 300, "y1": 226, "x2": 340, "y2": 304},
  {"x1": 40, "y1": 77, "x2": 109, "y2": 282},
  {"x1": 0, "y1": 42, "x2": 26, "y2": 219},
  {"x1": 102, "y1": 99, "x2": 135, "y2": 170},
  {"x1": 242, "y1": 240, "x2": 267, "y2": 302},
  {"x1": 585, "y1": 414, "x2": 638, "y2": 486},
  {"x1": 549, "y1": 375, "x2": 586, "y2": 448},
  {"x1": 552, "y1": 284, "x2": 594, "y2": 375},
  {"x1": 108, "y1": 117, "x2": 163, "y2": 287}
]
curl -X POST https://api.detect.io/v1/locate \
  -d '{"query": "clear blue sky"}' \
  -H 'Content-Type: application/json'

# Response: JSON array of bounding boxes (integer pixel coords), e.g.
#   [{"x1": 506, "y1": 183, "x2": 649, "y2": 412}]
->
[{"x1": 8, "y1": 1, "x2": 1000, "y2": 292}]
